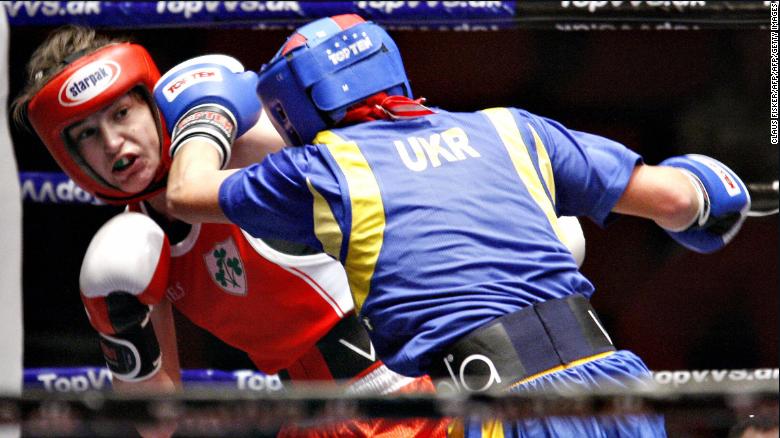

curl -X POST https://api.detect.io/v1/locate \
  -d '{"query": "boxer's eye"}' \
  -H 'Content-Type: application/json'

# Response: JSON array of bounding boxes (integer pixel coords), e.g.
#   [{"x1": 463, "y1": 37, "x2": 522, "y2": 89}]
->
[
  {"x1": 74, "y1": 127, "x2": 97, "y2": 142},
  {"x1": 114, "y1": 107, "x2": 129, "y2": 121}
]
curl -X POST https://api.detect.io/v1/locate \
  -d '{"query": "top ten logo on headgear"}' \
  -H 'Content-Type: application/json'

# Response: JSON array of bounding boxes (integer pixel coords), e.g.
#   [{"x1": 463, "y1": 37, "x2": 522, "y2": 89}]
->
[{"x1": 58, "y1": 60, "x2": 121, "y2": 107}]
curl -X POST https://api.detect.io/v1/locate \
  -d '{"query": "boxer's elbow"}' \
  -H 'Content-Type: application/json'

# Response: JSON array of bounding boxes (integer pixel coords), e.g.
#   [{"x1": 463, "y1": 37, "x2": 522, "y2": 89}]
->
[
  {"x1": 615, "y1": 165, "x2": 699, "y2": 230},
  {"x1": 652, "y1": 182, "x2": 699, "y2": 230},
  {"x1": 165, "y1": 174, "x2": 198, "y2": 221},
  {"x1": 165, "y1": 141, "x2": 231, "y2": 224},
  {"x1": 165, "y1": 169, "x2": 230, "y2": 225}
]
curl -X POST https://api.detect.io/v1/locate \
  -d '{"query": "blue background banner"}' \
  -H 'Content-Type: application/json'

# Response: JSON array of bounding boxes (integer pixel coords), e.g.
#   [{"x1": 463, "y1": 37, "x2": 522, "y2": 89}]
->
[
  {"x1": 19, "y1": 171, "x2": 104, "y2": 205},
  {"x1": 3, "y1": 1, "x2": 516, "y2": 29},
  {"x1": 25, "y1": 367, "x2": 283, "y2": 392},
  {"x1": 2, "y1": 1, "x2": 767, "y2": 30}
]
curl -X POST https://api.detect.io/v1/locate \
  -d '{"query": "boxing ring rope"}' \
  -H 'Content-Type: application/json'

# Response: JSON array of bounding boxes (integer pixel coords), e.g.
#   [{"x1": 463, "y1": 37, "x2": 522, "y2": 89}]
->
[
  {"x1": 22, "y1": 366, "x2": 780, "y2": 395},
  {"x1": 10, "y1": 367, "x2": 780, "y2": 436}
]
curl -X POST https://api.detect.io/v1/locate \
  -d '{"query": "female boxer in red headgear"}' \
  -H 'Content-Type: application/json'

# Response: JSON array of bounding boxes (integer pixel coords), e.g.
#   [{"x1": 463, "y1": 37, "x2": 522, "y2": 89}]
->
[
  {"x1": 15, "y1": 27, "x2": 283, "y2": 204},
  {"x1": 13, "y1": 26, "x2": 454, "y2": 438}
]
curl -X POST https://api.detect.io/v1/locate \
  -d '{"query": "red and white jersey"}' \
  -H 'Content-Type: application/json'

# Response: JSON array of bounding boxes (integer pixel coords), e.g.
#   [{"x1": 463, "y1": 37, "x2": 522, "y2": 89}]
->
[
  {"x1": 129, "y1": 203, "x2": 369, "y2": 376},
  {"x1": 171, "y1": 222, "x2": 356, "y2": 373},
  {"x1": 120, "y1": 204, "x2": 447, "y2": 436}
]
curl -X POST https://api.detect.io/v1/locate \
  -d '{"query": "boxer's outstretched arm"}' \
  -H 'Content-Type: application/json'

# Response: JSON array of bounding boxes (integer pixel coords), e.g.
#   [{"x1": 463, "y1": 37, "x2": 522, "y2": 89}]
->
[{"x1": 614, "y1": 156, "x2": 750, "y2": 253}]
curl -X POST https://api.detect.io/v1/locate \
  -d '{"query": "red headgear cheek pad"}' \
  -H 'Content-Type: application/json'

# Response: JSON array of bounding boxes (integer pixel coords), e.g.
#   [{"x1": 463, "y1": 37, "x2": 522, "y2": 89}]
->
[{"x1": 27, "y1": 43, "x2": 170, "y2": 205}]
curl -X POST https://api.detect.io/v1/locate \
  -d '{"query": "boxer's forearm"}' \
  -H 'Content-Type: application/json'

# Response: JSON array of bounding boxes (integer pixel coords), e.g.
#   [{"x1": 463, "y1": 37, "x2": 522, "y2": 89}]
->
[
  {"x1": 166, "y1": 140, "x2": 237, "y2": 224},
  {"x1": 613, "y1": 164, "x2": 699, "y2": 230},
  {"x1": 113, "y1": 369, "x2": 178, "y2": 438},
  {"x1": 228, "y1": 108, "x2": 285, "y2": 168},
  {"x1": 150, "y1": 299, "x2": 181, "y2": 384}
]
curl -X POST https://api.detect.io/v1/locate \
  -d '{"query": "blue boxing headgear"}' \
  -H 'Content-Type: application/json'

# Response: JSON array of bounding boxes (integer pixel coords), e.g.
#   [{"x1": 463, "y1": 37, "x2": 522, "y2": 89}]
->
[{"x1": 257, "y1": 14, "x2": 412, "y2": 145}]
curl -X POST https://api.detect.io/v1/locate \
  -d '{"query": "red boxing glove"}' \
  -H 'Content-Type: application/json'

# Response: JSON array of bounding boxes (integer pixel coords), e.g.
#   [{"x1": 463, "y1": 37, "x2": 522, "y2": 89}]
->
[{"x1": 80, "y1": 212, "x2": 170, "y2": 381}]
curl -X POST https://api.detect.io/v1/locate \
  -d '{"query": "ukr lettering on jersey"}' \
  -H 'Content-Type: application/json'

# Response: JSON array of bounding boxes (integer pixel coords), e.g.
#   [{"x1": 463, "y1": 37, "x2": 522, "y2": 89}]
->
[{"x1": 394, "y1": 127, "x2": 481, "y2": 172}]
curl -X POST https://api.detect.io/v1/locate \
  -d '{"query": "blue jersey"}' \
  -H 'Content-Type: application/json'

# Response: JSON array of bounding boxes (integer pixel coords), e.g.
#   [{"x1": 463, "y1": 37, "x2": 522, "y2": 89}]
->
[{"x1": 220, "y1": 107, "x2": 641, "y2": 376}]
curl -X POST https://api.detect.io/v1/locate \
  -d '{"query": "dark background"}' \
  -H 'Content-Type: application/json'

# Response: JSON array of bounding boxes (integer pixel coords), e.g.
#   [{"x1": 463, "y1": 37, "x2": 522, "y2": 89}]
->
[{"x1": 9, "y1": 25, "x2": 777, "y2": 372}]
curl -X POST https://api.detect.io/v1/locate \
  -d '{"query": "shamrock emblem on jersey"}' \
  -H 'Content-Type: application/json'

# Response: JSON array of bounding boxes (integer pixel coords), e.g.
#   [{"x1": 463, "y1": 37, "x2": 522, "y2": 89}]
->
[{"x1": 203, "y1": 237, "x2": 247, "y2": 296}]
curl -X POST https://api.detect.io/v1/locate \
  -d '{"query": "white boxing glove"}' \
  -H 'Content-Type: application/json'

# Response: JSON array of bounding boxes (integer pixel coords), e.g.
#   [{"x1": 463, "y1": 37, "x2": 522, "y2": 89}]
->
[
  {"x1": 80, "y1": 212, "x2": 170, "y2": 382},
  {"x1": 558, "y1": 216, "x2": 586, "y2": 268}
]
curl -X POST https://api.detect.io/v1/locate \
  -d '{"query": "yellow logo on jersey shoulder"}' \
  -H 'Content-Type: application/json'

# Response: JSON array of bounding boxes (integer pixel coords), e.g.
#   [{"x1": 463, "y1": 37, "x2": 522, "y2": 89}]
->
[{"x1": 393, "y1": 127, "x2": 481, "y2": 172}]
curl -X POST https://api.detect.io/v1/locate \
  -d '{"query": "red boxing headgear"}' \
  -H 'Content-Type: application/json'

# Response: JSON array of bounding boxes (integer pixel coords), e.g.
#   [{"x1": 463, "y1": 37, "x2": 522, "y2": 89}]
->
[{"x1": 27, "y1": 43, "x2": 170, "y2": 205}]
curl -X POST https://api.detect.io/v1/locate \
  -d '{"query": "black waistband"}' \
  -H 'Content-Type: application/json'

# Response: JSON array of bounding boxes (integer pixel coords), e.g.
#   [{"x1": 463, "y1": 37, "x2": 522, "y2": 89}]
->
[
  {"x1": 279, "y1": 311, "x2": 380, "y2": 382},
  {"x1": 428, "y1": 294, "x2": 615, "y2": 392}
]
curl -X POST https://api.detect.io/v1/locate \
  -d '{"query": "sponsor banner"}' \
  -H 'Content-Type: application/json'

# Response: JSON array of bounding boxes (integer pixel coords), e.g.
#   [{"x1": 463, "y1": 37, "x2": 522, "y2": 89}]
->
[
  {"x1": 3, "y1": 1, "x2": 515, "y2": 30},
  {"x1": 650, "y1": 368, "x2": 780, "y2": 386},
  {"x1": 20, "y1": 171, "x2": 104, "y2": 205},
  {"x1": 1, "y1": 2, "x2": 769, "y2": 30},
  {"x1": 24, "y1": 367, "x2": 285, "y2": 392}
]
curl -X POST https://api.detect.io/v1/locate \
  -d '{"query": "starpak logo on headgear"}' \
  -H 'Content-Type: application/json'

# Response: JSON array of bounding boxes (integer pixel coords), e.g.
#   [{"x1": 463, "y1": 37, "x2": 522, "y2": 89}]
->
[{"x1": 58, "y1": 61, "x2": 121, "y2": 107}]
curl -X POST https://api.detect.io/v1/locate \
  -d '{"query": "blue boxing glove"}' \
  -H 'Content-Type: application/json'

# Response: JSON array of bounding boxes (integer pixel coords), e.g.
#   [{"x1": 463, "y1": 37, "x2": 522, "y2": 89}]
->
[
  {"x1": 153, "y1": 55, "x2": 261, "y2": 169},
  {"x1": 660, "y1": 154, "x2": 751, "y2": 253}
]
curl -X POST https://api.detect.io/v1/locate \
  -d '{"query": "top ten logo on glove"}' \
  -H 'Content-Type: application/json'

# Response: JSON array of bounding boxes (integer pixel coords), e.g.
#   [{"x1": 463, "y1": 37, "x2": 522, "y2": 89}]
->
[{"x1": 161, "y1": 68, "x2": 223, "y2": 102}]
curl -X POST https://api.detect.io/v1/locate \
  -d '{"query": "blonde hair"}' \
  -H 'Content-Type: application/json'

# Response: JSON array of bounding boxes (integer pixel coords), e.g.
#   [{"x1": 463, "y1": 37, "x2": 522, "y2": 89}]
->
[{"x1": 10, "y1": 25, "x2": 129, "y2": 130}]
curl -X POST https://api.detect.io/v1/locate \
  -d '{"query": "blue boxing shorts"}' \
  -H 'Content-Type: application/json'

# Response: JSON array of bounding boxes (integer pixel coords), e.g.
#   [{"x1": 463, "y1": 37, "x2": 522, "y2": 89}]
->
[{"x1": 451, "y1": 350, "x2": 667, "y2": 438}]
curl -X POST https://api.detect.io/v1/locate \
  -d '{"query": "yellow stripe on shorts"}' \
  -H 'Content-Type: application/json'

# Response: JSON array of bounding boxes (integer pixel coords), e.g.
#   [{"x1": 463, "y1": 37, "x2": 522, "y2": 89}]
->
[
  {"x1": 446, "y1": 418, "x2": 505, "y2": 438},
  {"x1": 313, "y1": 130, "x2": 385, "y2": 312},
  {"x1": 509, "y1": 350, "x2": 616, "y2": 389}
]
